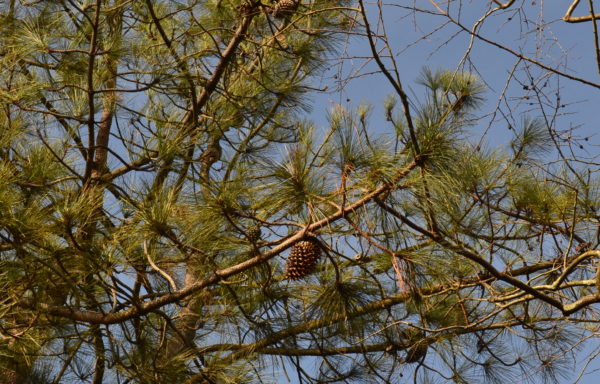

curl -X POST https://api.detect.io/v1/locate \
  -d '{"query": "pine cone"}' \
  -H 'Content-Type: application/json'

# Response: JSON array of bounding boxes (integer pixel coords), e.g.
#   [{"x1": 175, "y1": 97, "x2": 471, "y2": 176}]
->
[
  {"x1": 286, "y1": 237, "x2": 321, "y2": 280},
  {"x1": 247, "y1": 225, "x2": 262, "y2": 242},
  {"x1": 201, "y1": 141, "x2": 221, "y2": 165},
  {"x1": 272, "y1": 0, "x2": 299, "y2": 20}
]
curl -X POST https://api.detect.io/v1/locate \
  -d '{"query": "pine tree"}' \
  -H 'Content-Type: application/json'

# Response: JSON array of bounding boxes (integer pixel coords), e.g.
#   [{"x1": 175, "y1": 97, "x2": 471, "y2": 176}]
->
[{"x1": 0, "y1": 1, "x2": 600, "y2": 383}]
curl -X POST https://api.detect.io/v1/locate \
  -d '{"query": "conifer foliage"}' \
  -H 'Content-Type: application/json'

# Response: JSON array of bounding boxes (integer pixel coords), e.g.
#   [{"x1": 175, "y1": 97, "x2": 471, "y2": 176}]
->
[{"x1": 1, "y1": 0, "x2": 600, "y2": 383}]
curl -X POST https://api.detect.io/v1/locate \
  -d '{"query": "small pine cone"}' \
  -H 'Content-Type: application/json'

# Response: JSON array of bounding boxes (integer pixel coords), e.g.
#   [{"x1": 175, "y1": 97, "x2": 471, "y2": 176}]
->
[
  {"x1": 247, "y1": 225, "x2": 262, "y2": 242},
  {"x1": 272, "y1": 0, "x2": 299, "y2": 19},
  {"x1": 286, "y1": 237, "x2": 321, "y2": 280},
  {"x1": 200, "y1": 142, "x2": 221, "y2": 165}
]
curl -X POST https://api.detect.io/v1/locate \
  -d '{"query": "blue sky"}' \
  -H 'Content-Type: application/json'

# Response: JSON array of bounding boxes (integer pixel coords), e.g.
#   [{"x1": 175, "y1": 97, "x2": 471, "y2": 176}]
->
[{"x1": 311, "y1": 1, "x2": 599, "y2": 155}]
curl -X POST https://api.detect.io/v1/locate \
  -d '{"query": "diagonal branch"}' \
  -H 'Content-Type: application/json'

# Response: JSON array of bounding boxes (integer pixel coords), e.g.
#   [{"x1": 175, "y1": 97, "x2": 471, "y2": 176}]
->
[
  {"x1": 374, "y1": 199, "x2": 566, "y2": 312},
  {"x1": 428, "y1": 0, "x2": 600, "y2": 89},
  {"x1": 19, "y1": 160, "x2": 419, "y2": 324},
  {"x1": 357, "y1": 0, "x2": 420, "y2": 155}
]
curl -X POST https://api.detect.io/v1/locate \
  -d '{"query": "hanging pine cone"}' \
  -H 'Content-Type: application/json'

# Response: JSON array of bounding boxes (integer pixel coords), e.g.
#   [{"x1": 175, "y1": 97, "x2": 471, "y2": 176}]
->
[
  {"x1": 286, "y1": 237, "x2": 321, "y2": 280},
  {"x1": 200, "y1": 140, "x2": 221, "y2": 165},
  {"x1": 247, "y1": 225, "x2": 262, "y2": 242},
  {"x1": 272, "y1": 0, "x2": 299, "y2": 20}
]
